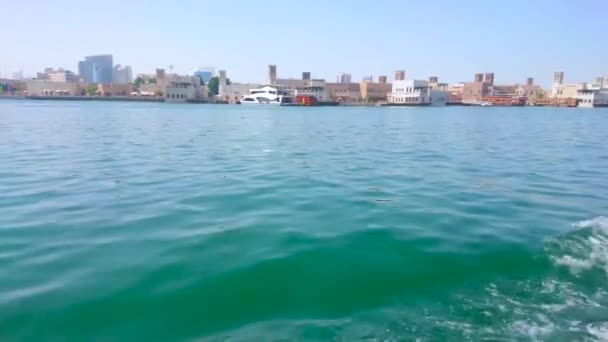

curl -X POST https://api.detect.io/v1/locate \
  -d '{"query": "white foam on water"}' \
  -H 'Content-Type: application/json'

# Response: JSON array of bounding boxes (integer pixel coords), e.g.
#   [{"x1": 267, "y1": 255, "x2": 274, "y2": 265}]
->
[
  {"x1": 511, "y1": 320, "x2": 555, "y2": 341},
  {"x1": 573, "y1": 216, "x2": 608, "y2": 230},
  {"x1": 553, "y1": 255, "x2": 595, "y2": 274},
  {"x1": 587, "y1": 323, "x2": 608, "y2": 341},
  {"x1": 551, "y1": 217, "x2": 608, "y2": 276}
]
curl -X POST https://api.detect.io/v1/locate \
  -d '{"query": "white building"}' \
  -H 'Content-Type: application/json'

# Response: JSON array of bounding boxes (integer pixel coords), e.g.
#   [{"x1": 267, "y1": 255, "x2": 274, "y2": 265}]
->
[
  {"x1": 389, "y1": 79, "x2": 448, "y2": 106},
  {"x1": 113, "y1": 65, "x2": 133, "y2": 84},
  {"x1": 577, "y1": 88, "x2": 608, "y2": 108}
]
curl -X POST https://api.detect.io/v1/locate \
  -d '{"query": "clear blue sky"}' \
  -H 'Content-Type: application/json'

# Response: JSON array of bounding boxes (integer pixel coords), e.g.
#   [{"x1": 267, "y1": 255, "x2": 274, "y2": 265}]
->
[{"x1": 1, "y1": 0, "x2": 606, "y2": 86}]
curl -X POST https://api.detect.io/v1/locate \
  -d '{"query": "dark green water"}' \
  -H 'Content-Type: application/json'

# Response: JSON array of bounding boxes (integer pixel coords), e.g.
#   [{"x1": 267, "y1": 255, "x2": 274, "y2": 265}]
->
[{"x1": 1, "y1": 100, "x2": 608, "y2": 341}]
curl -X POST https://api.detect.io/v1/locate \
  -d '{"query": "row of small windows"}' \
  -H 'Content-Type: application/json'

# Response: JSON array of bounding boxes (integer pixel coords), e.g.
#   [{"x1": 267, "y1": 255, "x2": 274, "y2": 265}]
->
[
  {"x1": 166, "y1": 93, "x2": 188, "y2": 99},
  {"x1": 393, "y1": 97, "x2": 422, "y2": 103},
  {"x1": 394, "y1": 87, "x2": 419, "y2": 93},
  {"x1": 393, "y1": 96, "x2": 447, "y2": 103}
]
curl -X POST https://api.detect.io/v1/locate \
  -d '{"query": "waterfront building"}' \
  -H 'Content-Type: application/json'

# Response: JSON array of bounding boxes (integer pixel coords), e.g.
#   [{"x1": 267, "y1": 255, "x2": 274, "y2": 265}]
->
[
  {"x1": 462, "y1": 73, "x2": 494, "y2": 104},
  {"x1": 264, "y1": 65, "x2": 310, "y2": 90},
  {"x1": 78, "y1": 55, "x2": 113, "y2": 84},
  {"x1": 550, "y1": 71, "x2": 585, "y2": 99},
  {"x1": 97, "y1": 84, "x2": 134, "y2": 96},
  {"x1": 138, "y1": 83, "x2": 163, "y2": 95},
  {"x1": 547, "y1": 71, "x2": 608, "y2": 107},
  {"x1": 360, "y1": 77, "x2": 391, "y2": 103},
  {"x1": 0, "y1": 78, "x2": 27, "y2": 95},
  {"x1": 515, "y1": 78, "x2": 543, "y2": 101},
  {"x1": 447, "y1": 83, "x2": 465, "y2": 103},
  {"x1": 326, "y1": 83, "x2": 362, "y2": 103},
  {"x1": 217, "y1": 70, "x2": 261, "y2": 103},
  {"x1": 389, "y1": 76, "x2": 448, "y2": 106},
  {"x1": 294, "y1": 85, "x2": 332, "y2": 102},
  {"x1": 336, "y1": 73, "x2": 352, "y2": 84},
  {"x1": 165, "y1": 74, "x2": 206, "y2": 102},
  {"x1": 222, "y1": 83, "x2": 262, "y2": 103},
  {"x1": 577, "y1": 88, "x2": 608, "y2": 108},
  {"x1": 491, "y1": 85, "x2": 518, "y2": 96},
  {"x1": 26, "y1": 79, "x2": 81, "y2": 96},
  {"x1": 113, "y1": 65, "x2": 133, "y2": 84},
  {"x1": 275, "y1": 78, "x2": 309, "y2": 90}
]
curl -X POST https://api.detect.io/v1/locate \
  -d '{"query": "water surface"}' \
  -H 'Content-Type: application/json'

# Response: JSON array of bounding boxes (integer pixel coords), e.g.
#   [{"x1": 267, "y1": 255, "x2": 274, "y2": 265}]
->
[{"x1": 1, "y1": 101, "x2": 608, "y2": 340}]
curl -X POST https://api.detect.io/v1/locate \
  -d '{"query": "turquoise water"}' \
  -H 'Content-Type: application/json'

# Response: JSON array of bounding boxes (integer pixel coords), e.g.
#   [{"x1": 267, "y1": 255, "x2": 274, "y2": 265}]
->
[{"x1": 1, "y1": 100, "x2": 608, "y2": 340}]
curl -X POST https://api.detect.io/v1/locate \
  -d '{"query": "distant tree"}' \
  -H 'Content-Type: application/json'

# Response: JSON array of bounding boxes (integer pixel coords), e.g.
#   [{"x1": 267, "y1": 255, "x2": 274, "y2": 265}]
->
[
  {"x1": 85, "y1": 83, "x2": 98, "y2": 96},
  {"x1": 154, "y1": 90, "x2": 163, "y2": 97},
  {"x1": 207, "y1": 76, "x2": 230, "y2": 97},
  {"x1": 134, "y1": 77, "x2": 145, "y2": 89},
  {"x1": 208, "y1": 76, "x2": 220, "y2": 96},
  {"x1": 149, "y1": 78, "x2": 157, "y2": 85}
]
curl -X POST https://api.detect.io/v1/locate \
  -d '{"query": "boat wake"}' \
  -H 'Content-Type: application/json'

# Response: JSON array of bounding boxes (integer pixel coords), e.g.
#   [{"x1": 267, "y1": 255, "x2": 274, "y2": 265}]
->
[{"x1": 217, "y1": 217, "x2": 608, "y2": 341}]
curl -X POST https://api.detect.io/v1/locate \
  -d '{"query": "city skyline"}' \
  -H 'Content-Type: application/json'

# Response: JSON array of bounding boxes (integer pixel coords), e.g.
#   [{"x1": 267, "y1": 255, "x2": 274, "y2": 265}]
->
[{"x1": 1, "y1": 0, "x2": 607, "y2": 86}]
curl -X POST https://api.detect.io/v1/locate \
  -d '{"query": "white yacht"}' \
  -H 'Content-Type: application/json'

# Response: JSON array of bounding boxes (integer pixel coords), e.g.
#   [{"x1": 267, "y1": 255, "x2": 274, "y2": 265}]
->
[{"x1": 239, "y1": 85, "x2": 294, "y2": 105}]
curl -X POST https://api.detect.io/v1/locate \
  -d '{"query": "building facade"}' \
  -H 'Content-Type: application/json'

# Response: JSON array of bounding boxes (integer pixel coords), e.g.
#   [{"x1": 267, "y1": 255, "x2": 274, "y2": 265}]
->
[
  {"x1": 447, "y1": 83, "x2": 465, "y2": 103},
  {"x1": 389, "y1": 78, "x2": 448, "y2": 106},
  {"x1": 97, "y1": 84, "x2": 134, "y2": 96},
  {"x1": 295, "y1": 86, "x2": 332, "y2": 102},
  {"x1": 462, "y1": 73, "x2": 494, "y2": 104},
  {"x1": 165, "y1": 75, "x2": 205, "y2": 102},
  {"x1": 78, "y1": 55, "x2": 113, "y2": 84},
  {"x1": 327, "y1": 83, "x2": 362, "y2": 103},
  {"x1": 26, "y1": 79, "x2": 81, "y2": 96},
  {"x1": 515, "y1": 78, "x2": 543, "y2": 101},
  {"x1": 113, "y1": 65, "x2": 133, "y2": 84},
  {"x1": 577, "y1": 89, "x2": 608, "y2": 108},
  {"x1": 0, "y1": 78, "x2": 27, "y2": 95},
  {"x1": 360, "y1": 80, "x2": 391, "y2": 103},
  {"x1": 551, "y1": 71, "x2": 586, "y2": 99}
]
